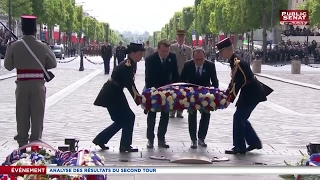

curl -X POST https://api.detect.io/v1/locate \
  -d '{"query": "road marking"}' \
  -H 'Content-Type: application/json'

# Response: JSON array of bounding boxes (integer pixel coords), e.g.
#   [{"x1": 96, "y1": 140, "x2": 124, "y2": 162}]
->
[
  {"x1": 0, "y1": 73, "x2": 16, "y2": 80},
  {"x1": 219, "y1": 82, "x2": 317, "y2": 117},
  {"x1": 46, "y1": 69, "x2": 102, "y2": 110}
]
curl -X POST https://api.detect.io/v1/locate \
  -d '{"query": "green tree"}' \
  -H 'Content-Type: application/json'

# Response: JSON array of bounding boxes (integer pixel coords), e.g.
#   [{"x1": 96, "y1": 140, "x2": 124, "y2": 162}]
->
[
  {"x1": 0, "y1": 0, "x2": 33, "y2": 18},
  {"x1": 300, "y1": 0, "x2": 320, "y2": 26}
]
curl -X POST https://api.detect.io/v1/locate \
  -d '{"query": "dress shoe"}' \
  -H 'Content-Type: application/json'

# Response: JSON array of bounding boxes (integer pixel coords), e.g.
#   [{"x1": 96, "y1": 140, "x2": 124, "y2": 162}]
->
[
  {"x1": 176, "y1": 114, "x2": 184, "y2": 118},
  {"x1": 190, "y1": 140, "x2": 197, "y2": 149},
  {"x1": 246, "y1": 144, "x2": 262, "y2": 152},
  {"x1": 158, "y1": 141, "x2": 170, "y2": 148},
  {"x1": 198, "y1": 139, "x2": 207, "y2": 147},
  {"x1": 147, "y1": 140, "x2": 154, "y2": 149},
  {"x1": 92, "y1": 139, "x2": 109, "y2": 150},
  {"x1": 225, "y1": 147, "x2": 246, "y2": 154},
  {"x1": 119, "y1": 146, "x2": 138, "y2": 152}
]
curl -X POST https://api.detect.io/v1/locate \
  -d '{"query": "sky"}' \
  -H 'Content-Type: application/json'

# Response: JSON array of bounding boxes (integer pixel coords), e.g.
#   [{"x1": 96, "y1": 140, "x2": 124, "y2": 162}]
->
[{"x1": 76, "y1": 0, "x2": 194, "y2": 34}]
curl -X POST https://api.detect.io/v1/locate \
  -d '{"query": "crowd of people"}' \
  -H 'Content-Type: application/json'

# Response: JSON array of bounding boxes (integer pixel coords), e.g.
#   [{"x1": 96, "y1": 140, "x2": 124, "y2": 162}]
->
[
  {"x1": 0, "y1": 28, "x2": 11, "y2": 58},
  {"x1": 283, "y1": 26, "x2": 320, "y2": 36},
  {"x1": 234, "y1": 39, "x2": 320, "y2": 64}
]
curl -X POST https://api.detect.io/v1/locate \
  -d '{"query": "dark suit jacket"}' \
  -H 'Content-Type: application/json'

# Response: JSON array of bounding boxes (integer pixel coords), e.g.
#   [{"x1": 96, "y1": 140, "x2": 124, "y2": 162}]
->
[
  {"x1": 227, "y1": 54, "x2": 272, "y2": 107},
  {"x1": 145, "y1": 52, "x2": 179, "y2": 88},
  {"x1": 180, "y1": 60, "x2": 219, "y2": 87},
  {"x1": 101, "y1": 45, "x2": 112, "y2": 59}
]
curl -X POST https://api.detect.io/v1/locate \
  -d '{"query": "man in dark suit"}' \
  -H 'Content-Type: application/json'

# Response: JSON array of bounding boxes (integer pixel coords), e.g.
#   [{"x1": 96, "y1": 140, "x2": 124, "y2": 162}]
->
[
  {"x1": 101, "y1": 40, "x2": 113, "y2": 74},
  {"x1": 93, "y1": 43, "x2": 145, "y2": 152},
  {"x1": 145, "y1": 39, "x2": 179, "y2": 149},
  {"x1": 180, "y1": 48, "x2": 219, "y2": 149},
  {"x1": 216, "y1": 38, "x2": 273, "y2": 154},
  {"x1": 115, "y1": 41, "x2": 127, "y2": 65}
]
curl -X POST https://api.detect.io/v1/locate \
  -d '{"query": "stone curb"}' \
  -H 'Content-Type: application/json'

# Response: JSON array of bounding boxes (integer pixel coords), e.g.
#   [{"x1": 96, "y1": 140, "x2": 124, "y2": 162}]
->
[
  {"x1": 0, "y1": 73, "x2": 16, "y2": 80},
  {"x1": 255, "y1": 73, "x2": 320, "y2": 90}
]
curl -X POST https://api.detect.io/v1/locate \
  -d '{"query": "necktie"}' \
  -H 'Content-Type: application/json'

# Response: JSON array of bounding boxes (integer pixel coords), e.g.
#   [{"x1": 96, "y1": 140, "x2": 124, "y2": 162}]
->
[{"x1": 196, "y1": 67, "x2": 201, "y2": 76}]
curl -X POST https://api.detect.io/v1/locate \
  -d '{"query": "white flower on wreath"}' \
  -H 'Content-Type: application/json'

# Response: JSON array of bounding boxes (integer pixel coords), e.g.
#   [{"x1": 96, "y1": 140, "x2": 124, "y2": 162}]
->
[
  {"x1": 220, "y1": 99, "x2": 226, "y2": 105},
  {"x1": 201, "y1": 101, "x2": 208, "y2": 107},
  {"x1": 151, "y1": 100, "x2": 157, "y2": 104},
  {"x1": 172, "y1": 93, "x2": 177, "y2": 99},
  {"x1": 167, "y1": 96, "x2": 173, "y2": 105},
  {"x1": 195, "y1": 104, "x2": 201, "y2": 110},
  {"x1": 190, "y1": 96, "x2": 195, "y2": 103},
  {"x1": 210, "y1": 102, "x2": 216, "y2": 108},
  {"x1": 199, "y1": 93, "x2": 204, "y2": 98},
  {"x1": 142, "y1": 97, "x2": 146, "y2": 103}
]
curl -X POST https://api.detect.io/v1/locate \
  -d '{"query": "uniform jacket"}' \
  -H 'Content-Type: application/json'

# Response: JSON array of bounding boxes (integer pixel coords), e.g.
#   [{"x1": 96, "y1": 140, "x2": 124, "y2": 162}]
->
[
  {"x1": 101, "y1": 44, "x2": 112, "y2": 59},
  {"x1": 143, "y1": 46, "x2": 154, "y2": 60},
  {"x1": 170, "y1": 43, "x2": 192, "y2": 75},
  {"x1": 94, "y1": 58, "x2": 141, "y2": 110},
  {"x1": 226, "y1": 54, "x2": 273, "y2": 107},
  {"x1": 145, "y1": 52, "x2": 179, "y2": 89},
  {"x1": 180, "y1": 60, "x2": 219, "y2": 88},
  {"x1": 4, "y1": 35, "x2": 56, "y2": 72},
  {"x1": 115, "y1": 46, "x2": 126, "y2": 60}
]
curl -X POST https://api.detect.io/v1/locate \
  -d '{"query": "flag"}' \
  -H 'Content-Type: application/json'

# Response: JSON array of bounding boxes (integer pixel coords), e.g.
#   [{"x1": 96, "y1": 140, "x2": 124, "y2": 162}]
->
[
  {"x1": 71, "y1": 32, "x2": 77, "y2": 43},
  {"x1": 80, "y1": 32, "x2": 84, "y2": 43},
  {"x1": 198, "y1": 35, "x2": 203, "y2": 46},
  {"x1": 192, "y1": 30, "x2": 196, "y2": 46},
  {"x1": 53, "y1": 26, "x2": 59, "y2": 40},
  {"x1": 219, "y1": 32, "x2": 225, "y2": 41}
]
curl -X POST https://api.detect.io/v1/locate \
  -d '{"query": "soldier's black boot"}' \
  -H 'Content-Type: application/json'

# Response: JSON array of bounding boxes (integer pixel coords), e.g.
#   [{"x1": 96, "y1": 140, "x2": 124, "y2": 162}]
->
[
  {"x1": 92, "y1": 139, "x2": 109, "y2": 150},
  {"x1": 120, "y1": 146, "x2": 138, "y2": 153}
]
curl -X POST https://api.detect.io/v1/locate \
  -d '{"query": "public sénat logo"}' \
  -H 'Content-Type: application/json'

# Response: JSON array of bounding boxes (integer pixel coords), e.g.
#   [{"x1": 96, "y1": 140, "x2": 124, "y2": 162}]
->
[{"x1": 279, "y1": 10, "x2": 309, "y2": 25}]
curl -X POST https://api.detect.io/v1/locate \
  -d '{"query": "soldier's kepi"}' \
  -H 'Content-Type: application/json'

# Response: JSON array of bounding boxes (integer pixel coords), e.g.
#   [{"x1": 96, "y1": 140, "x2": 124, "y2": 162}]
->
[
  {"x1": 93, "y1": 42, "x2": 145, "y2": 153},
  {"x1": 216, "y1": 38, "x2": 273, "y2": 155},
  {"x1": 4, "y1": 15, "x2": 57, "y2": 148}
]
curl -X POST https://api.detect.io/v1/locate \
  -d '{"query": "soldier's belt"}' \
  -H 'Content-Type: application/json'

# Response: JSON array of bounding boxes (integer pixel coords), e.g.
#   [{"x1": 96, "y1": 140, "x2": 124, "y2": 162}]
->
[
  {"x1": 108, "y1": 78, "x2": 121, "y2": 87},
  {"x1": 17, "y1": 73, "x2": 44, "y2": 81}
]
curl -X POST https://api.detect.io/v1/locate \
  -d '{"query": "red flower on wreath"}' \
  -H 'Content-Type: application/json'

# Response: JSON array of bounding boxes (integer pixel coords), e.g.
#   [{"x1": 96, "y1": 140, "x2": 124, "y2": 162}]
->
[
  {"x1": 31, "y1": 146, "x2": 40, "y2": 152},
  {"x1": 87, "y1": 175, "x2": 99, "y2": 180}
]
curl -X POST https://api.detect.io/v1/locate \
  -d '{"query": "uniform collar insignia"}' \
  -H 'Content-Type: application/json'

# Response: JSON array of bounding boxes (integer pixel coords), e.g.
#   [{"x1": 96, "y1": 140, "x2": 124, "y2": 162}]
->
[{"x1": 125, "y1": 59, "x2": 131, "y2": 66}]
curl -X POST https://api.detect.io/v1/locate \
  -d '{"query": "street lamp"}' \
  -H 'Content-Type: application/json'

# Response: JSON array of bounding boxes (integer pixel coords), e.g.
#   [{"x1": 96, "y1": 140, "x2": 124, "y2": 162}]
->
[{"x1": 8, "y1": 0, "x2": 12, "y2": 31}]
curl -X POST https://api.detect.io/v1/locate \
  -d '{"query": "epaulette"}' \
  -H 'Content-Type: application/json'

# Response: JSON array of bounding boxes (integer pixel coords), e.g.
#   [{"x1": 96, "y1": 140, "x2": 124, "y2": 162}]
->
[
  {"x1": 125, "y1": 59, "x2": 131, "y2": 67},
  {"x1": 7, "y1": 40, "x2": 16, "y2": 46},
  {"x1": 234, "y1": 57, "x2": 240, "y2": 65}
]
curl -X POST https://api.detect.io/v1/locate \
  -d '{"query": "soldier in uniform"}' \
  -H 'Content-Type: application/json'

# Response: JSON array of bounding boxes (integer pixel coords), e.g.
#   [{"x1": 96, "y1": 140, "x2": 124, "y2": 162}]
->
[
  {"x1": 143, "y1": 40, "x2": 154, "y2": 60},
  {"x1": 216, "y1": 38, "x2": 273, "y2": 154},
  {"x1": 93, "y1": 43, "x2": 145, "y2": 152},
  {"x1": 115, "y1": 41, "x2": 127, "y2": 65},
  {"x1": 101, "y1": 40, "x2": 113, "y2": 74},
  {"x1": 4, "y1": 15, "x2": 57, "y2": 148},
  {"x1": 169, "y1": 30, "x2": 192, "y2": 118}
]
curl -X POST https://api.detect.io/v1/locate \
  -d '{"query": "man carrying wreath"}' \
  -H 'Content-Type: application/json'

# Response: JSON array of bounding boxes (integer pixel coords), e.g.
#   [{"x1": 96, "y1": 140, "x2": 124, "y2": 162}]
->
[
  {"x1": 179, "y1": 48, "x2": 219, "y2": 149},
  {"x1": 216, "y1": 38, "x2": 273, "y2": 154}
]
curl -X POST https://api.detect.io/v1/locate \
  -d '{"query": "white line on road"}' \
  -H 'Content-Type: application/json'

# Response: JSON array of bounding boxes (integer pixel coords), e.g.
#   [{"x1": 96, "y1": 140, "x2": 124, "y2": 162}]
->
[
  {"x1": 45, "y1": 69, "x2": 103, "y2": 110},
  {"x1": 0, "y1": 73, "x2": 16, "y2": 80},
  {"x1": 219, "y1": 82, "x2": 317, "y2": 117}
]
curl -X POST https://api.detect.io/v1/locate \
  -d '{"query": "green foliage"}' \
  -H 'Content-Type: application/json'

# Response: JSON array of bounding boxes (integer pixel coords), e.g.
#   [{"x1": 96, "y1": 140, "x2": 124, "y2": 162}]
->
[
  {"x1": 0, "y1": 0, "x2": 120, "y2": 44},
  {"x1": 156, "y1": 0, "x2": 288, "y2": 44},
  {"x1": 301, "y1": 0, "x2": 320, "y2": 26},
  {"x1": 0, "y1": 0, "x2": 32, "y2": 18}
]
